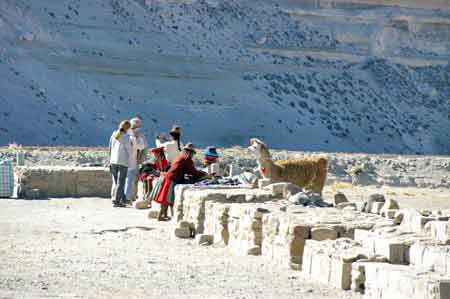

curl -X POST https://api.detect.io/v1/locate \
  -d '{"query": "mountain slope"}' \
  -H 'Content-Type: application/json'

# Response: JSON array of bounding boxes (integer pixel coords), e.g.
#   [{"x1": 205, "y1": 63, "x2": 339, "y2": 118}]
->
[{"x1": 0, "y1": 0, "x2": 449, "y2": 154}]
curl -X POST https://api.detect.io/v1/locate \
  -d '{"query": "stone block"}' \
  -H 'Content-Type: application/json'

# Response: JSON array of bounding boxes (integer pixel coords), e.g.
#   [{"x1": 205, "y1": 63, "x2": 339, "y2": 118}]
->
[
  {"x1": 409, "y1": 242, "x2": 450, "y2": 275},
  {"x1": 302, "y1": 239, "x2": 367, "y2": 290},
  {"x1": 258, "y1": 178, "x2": 272, "y2": 189},
  {"x1": 383, "y1": 209, "x2": 398, "y2": 219},
  {"x1": 362, "y1": 193, "x2": 385, "y2": 213},
  {"x1": 336, "y1": 202, "x2": 357, "y2": 210},
  {"x1": 370, "y1": 201, "x2": 385, "y2": 214},
  {"x1": 400, "y1": 209, "x2": 435, "y2": 233},
  {"x1": 355, "y1": 227, "x2": 430, "y2": 265},
  {"x1": 311, "y1": 226, "x2": 338, "y2": 241},
  {"x1": 174, "y1": 227, "x2": 192, "y2": 239},
  {"x1": 363, "y1": 262, "x2": 450, "y2": 299},
  {"x1": 334, "y1": 192, "x2": 348, "y2": 205},
  {"x1": 380, "y1": 199, "x2": 399, "y2": 217},
  {"x1": 394, "y1": 210, "x2": 404, "y2": 225},
  {"x1": 196, "y1": 234, "x2": 213, "y2": 245},
  {"x1": 264, "y1": 182, "x2": 289, "y2": 197},
  {"x1": 425, "y1": 221, "x2": 450, "y2": 244}
]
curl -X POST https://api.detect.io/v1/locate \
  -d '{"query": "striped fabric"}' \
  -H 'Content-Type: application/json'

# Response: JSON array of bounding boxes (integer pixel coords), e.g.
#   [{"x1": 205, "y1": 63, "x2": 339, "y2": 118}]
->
[{"x1": 0, "y1": 160, "x2": 14, "y2": 198}]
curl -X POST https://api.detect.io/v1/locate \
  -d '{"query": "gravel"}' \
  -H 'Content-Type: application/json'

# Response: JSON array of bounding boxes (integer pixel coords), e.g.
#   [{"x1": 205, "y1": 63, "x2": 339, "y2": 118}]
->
[{"x1": 0, "y1": 198, "x2": 360, "y2": 299}]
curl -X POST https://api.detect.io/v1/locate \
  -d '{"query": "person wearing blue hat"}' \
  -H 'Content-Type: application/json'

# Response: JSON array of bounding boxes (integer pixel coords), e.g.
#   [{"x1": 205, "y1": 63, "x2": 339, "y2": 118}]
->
[{"x1": 202, "y1": 146, "x2": 222, "y2": 176}]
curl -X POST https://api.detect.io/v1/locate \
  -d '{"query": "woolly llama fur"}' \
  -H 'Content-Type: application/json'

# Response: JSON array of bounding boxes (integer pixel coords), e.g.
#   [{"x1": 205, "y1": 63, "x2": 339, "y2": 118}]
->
[{"x1": 248, "y1": 138, "x2": 328, "y2": 194}]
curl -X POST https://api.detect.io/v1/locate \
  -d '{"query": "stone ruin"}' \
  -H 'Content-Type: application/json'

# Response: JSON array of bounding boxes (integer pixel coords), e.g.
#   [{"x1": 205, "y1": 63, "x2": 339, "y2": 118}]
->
[
  {"x1": 15, "y1": 166, "x2": 111, "y2": 198},
  {"x1": 171, "y1": 182, "x2": 450, "y2": 299}
]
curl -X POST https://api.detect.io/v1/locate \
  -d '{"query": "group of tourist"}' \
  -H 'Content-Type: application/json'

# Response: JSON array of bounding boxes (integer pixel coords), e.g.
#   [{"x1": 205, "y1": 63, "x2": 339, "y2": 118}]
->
[{"x1": 109, "y1": 118, "x2": 220, "y2": 220}]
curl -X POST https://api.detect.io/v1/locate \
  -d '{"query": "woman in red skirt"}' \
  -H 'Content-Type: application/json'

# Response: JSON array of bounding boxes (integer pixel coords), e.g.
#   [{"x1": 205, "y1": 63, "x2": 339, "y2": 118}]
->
[{"x1": 150, "y1": 143, "x2": 206, "y2": 221}]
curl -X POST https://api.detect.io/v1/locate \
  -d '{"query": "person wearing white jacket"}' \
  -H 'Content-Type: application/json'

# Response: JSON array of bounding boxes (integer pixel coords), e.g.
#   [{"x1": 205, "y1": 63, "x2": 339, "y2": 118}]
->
[
  {"x1": 109, "y1": 120, "x2": 132, "y2": 207},
  {"x1": 124, "y1": 117, "x2": 147, "y2": 202},
  {"x1": 155, "y1": 125, "x2": 182, "y2": 162}
]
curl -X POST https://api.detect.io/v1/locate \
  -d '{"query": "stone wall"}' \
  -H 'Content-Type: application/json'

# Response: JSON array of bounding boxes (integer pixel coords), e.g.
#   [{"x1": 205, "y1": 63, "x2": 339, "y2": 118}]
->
[
  {"x1": 173, "y1": 183, "x2": 450, "y2": 298},
  {"x1": 15, "y1": 166, "x2": 111, "y2": 198}
]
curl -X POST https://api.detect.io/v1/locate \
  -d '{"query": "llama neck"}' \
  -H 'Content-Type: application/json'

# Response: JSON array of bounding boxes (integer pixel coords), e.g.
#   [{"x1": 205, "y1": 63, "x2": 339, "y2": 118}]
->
[{"x1": 258, "y1": 148, "x2": 277, "y2": 174}]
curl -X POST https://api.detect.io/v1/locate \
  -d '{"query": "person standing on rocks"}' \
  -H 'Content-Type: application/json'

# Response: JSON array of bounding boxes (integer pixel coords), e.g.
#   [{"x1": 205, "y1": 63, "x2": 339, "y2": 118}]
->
[
  {"x1": 155, "y1": 125, "x2": 182, "y2": 163},
  {"x1": 149, "y1": 143, "x2": 206, "y2": 221},
  {"x1": 109, "y1": 120, "x2": 132, "y2": 207},
  {"x1": 124, "y1": 117, "x2": 147, "y2": 202}
]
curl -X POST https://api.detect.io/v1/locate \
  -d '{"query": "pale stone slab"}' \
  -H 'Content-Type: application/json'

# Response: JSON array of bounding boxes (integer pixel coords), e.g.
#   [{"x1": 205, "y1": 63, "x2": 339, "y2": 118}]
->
[
  {"x1": 311, "y1": 227, "x2": 338, "y2": 241},
  {"x1": 302, "y1": 239, "x2": 367, "y2": 290},
  {"x1": 362, "y1": 262, "x2": 450, "y2": 299},
  {"x1": 354, "y1": 227, "x2": 431, "y2": 265},
  {"x1": 425, "y1": 221, "x2": 450, "y2": 244},
  {"x1": 409, "y1": 241, "x2": 450, "y2": 275},
  {"x1": 400, "y1": 209, "x2": 435, "y2": 233}
]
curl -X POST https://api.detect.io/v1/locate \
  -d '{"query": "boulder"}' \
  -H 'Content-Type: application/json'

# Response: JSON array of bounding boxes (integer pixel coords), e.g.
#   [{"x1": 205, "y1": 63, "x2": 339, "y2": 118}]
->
[
  {"x1": 174, "y1": 227, "x2": 192, "y2": 239},
  {"x1": 135, "y1": 200, "x2": 150, "y2": 209},
  {"x1": 147, "y1": 210, "x2": 159, "y2": 219},
  {"x1": 196, "y1": 234, "x2": 214, "y2": 246}
]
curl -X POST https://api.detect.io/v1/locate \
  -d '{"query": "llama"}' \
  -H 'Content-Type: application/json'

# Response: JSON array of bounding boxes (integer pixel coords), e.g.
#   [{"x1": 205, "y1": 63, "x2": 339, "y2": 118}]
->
[{"x1": 248, "y1": 138, "x2": 328, "y2": 194}]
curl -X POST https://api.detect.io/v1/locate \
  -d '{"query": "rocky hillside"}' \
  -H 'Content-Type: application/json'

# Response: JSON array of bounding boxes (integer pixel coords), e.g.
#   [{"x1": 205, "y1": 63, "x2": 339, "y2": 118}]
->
[{"x1": 1, "y1": 0, "x2": 449, "y2": 154}]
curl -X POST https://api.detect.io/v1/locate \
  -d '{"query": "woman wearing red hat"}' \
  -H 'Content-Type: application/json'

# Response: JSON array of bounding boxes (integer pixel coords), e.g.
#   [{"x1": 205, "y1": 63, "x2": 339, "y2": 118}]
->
[
  {"x1": 149, "y1": 143, "x2": 206, "y2": 221},
  {"x1": 138, "y1": 147, "x2": 169, "y2": 205}
]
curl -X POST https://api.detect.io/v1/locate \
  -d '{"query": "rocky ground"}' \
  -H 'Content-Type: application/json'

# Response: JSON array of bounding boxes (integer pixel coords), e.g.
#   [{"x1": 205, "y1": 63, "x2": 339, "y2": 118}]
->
[
  {"x1": 2, "y1": 147, "x2": 449, "y2": 189},
  {"x1": 0, "y1": 197, "x2": 361, "y2": 299},
  {"x1": 1, "y1": 145, "x2": 449, "y2": 298}
]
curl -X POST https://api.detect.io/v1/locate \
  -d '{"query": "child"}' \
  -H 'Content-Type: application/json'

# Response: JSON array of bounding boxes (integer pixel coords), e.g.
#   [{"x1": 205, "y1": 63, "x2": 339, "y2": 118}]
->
[
  {"x1": 136, "y1": 147, "x2": 169, "y2": 209},
  {"x1": 202, "y1": 146, "x2": 221, "y2": 176}
]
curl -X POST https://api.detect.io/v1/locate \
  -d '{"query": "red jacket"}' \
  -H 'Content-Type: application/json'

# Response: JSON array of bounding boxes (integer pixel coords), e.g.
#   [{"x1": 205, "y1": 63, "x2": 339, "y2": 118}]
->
[
  {"x1": 154, "y1": 157, "x2": 169, "y2": 172},
  {"x1": 165, "y1": 152, "x2": 206, "y2": 184}
]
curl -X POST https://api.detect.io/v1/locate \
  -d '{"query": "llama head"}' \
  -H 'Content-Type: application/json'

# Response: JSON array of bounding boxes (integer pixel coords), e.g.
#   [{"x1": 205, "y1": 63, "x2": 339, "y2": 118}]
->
[{"x1": 248, "y1": 138, "x2": 268, "y2": 159}]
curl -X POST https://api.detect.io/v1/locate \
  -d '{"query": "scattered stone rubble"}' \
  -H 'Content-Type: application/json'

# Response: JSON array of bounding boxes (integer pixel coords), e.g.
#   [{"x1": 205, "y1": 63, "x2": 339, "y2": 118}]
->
[{"x1": 172, "y1": 180, "x2": 450, "y2": 299}]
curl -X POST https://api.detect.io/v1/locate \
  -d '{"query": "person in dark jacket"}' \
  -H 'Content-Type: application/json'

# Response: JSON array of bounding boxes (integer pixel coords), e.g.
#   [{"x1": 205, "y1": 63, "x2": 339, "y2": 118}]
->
[{"x1": 149, "y1": 143, "x2": 206, "y2": 221}]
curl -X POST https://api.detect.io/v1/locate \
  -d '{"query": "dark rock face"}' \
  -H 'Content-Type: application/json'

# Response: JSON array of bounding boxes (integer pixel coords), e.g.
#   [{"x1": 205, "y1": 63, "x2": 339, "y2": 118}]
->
[{"x1": 0, "y1": 0, "x2": 449, "y2": 154}]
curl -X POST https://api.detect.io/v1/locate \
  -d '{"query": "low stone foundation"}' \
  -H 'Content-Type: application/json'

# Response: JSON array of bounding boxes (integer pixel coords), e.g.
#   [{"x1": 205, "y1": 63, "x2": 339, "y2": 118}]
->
[
  {"x1": 172, "y1": 184, "x2": 450, "y2": 298},
  {"x1": 16, "y1": 166, "x2": 111, "y2": 198}
]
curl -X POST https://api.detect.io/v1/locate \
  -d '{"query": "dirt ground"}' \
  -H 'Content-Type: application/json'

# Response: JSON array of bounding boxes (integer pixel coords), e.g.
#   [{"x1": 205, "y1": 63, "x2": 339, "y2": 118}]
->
[
  {"x1": 0, "y1": 197, "x2": 361, "y2": 299},
  {"x1": 323, "y1": 183, "x2": 450, "y2": 211},
  {"x1": 1, "y1": 184, "x2": 449, "y2": 299}
]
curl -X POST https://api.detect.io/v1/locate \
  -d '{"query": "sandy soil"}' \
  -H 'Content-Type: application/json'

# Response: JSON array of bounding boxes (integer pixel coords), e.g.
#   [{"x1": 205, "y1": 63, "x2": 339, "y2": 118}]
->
[
  {"x1": 1, "y1": 184, "x2": 448, "y2": 298},
  {"x1": 0, "y1": 198, "x2": 361, "y2": 299}
]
